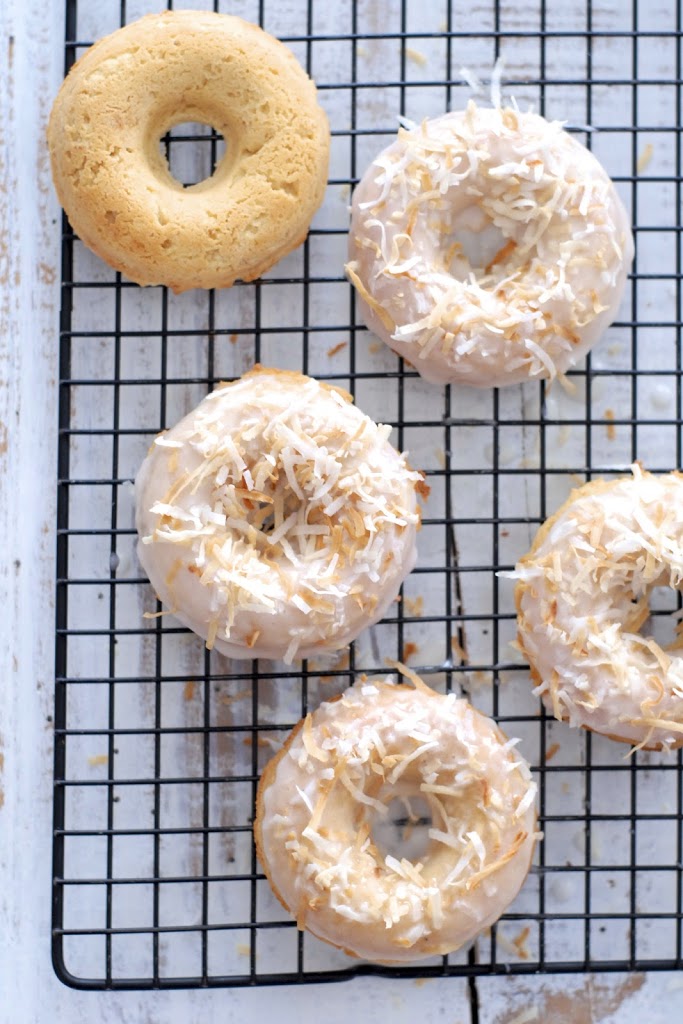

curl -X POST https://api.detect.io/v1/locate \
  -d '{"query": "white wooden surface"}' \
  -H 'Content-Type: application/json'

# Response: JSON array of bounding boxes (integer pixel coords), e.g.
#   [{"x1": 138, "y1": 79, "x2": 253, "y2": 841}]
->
[{"x1": 2, "y1": 0, "x2": 683, "y2": 1020}]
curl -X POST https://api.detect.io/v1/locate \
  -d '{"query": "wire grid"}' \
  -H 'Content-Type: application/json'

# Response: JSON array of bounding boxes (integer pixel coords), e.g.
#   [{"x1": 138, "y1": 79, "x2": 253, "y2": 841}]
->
[{"x1": 53, "y1": 0, "x2": 683, "y2": 992}]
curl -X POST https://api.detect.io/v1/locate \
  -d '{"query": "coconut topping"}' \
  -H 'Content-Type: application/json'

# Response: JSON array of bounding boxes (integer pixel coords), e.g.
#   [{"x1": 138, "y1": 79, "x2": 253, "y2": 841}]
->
[
  {"x1": 255, "y1": 673, "x2": 539, "y2": 962},
  {"x1": 346, "y1": 102, "x2": 633, "y2": 388},
  {"x1": 135, "y1": 367, "x2": 421, "y2": 662},
  {"x1": 513, "y1": 467, "x2": 683, "y2": 751}
]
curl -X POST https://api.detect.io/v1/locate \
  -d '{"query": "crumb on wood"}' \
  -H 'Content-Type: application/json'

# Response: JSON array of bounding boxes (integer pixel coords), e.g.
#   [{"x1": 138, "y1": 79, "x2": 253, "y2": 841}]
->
[
  {"x1": 405, "y1": 46, "x2": 428, "y2": 67},
  {"x1": 557, "y1": 423, "x2": 571, "y2": 448},
  {"x1": 636, "y1": 142, "x2": 654, "y2": 174},
  {"x1": 327, "y1": 341, "x2": 348, "y2": 358},
  {"x1": 229, "y1": 333, "x2": 238, "y2": 344},
  {"x1": 416, "y1": 477, "x2": 431, "y2": 500},
  {"x1": 545, "y1": 741, "x2": 561, "y2": 763},
  {"x1": 450, "y1": 635, "x2": 468, "y2": 663},
  {"x1": 604, "y1": 408, "x2": 616, "y2": 441},
  {"x1": 236, "y1": 943, "x2": 251, "y2": 957},
  {"x1": 512, "y1": 925, "x2": 531, "y2": 960},
  {"x1": 402, "y1": 642, "x2": 419, "y2": 662},
  {"x1": 88, "y1": 754, "x2": 109, "y2": 767},
  {"x1": 404, "y1": 595, "x2": 424, "y2": 618},
  {"x1": 183, "y1": 680, "x2": 197, "y2": 701},
  {"x1": 217, "y1": 688, "x2": 251, "y2": 706}
]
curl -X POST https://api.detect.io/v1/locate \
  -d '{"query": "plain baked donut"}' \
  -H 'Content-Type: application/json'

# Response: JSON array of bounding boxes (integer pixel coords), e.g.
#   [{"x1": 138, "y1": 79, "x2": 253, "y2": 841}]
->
[
  {"x1": 347, "y1": 102, "x2": 633, "y2": 387},
  {"x1": 255, "y1": 670, "x2": 538, "y2": 962},
  {"x1": 47, "y1": 10, "x2": 330, "y2": 292},
  {"x1": 135, "y1": 367, "x2": 422, "y2": 663},
  {"x1": 514, "y1": 466, "x2": 683, "y2": 751}
]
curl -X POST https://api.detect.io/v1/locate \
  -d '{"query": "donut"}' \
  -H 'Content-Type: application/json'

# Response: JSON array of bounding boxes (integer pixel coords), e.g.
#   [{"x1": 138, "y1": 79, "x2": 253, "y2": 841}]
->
[
  {"x1": 346, "y1": 102, "x2": 633, "y2": 387},
  {"x1": 254, "y1": 669, "x2": 538, "y2": 962},
  {"x1": 135, "y1": 367, "x2": 422, "y2": 663},
  {"x1": 47, "y1": 11, "x2": 330, "y2": 292},
  {"x1": 514, "y1": 466, "x2": 683, "y2": 751}
]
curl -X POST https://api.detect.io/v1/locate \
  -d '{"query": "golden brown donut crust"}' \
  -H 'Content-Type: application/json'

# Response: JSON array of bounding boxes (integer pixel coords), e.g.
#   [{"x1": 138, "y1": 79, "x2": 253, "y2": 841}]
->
[{"x1": 47, "y1": 11, "x2": 330, "y2": 292}]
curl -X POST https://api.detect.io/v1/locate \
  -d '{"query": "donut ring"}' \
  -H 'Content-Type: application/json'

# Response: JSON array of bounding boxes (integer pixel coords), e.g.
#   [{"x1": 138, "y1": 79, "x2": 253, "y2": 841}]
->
[
  {"x1": 514, "y1": 466, "x2": 683, "y2": 751},
  {"x1": 255, "y1": 670, "x2": 538, "y2": 962},
  {"x1": 347, "y1": 103, "x2": 633, "y2": 387},
  {"x1": 135, "y1": 367, "x2": 422, "y2": 663},
  {"x1": 47, "y1": 11, "x2": 330, "y2": 292}
]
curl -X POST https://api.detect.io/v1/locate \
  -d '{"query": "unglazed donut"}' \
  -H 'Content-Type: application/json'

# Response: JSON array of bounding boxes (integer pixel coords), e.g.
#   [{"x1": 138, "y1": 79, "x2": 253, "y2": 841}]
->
[
  {"x1": 47, "y1": 11, "x2": 329, "y2": 292},
  {"x1": 347, "y1": 102, "x2": 633, "y2": 387},
  {"x1": 514, "y1": 466, "x2": 683, "y2": 750},
  {"x1": 135, "y1": 367, "x2": 422, "y2": 663},
  {"x1": 255, "y1": 671, "x2": 538, "y2": 962}
]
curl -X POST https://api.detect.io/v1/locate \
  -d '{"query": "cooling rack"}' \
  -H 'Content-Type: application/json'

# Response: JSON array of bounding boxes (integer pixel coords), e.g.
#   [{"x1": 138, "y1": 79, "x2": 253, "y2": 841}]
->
[{"x1": 53, "y1": 0, "x2": 683, "y2": 991}]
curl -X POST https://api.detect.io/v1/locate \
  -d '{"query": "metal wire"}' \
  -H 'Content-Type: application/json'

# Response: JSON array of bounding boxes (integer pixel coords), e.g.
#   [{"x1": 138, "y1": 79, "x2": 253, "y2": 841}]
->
[{"x1": 53, "y1": 0, "x2": 683, "y2": 990}]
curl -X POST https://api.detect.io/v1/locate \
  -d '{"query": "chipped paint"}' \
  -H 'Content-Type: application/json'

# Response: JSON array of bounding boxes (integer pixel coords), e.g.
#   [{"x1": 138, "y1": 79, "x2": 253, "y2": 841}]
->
[{"x1": 495, "y1": 974, "x2": 647, "y2": 1024}]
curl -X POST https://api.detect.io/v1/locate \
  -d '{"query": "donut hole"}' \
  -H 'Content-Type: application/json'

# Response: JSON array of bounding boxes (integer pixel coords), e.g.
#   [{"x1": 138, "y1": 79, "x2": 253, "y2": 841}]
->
[
  {"x1": 445, "y1": 206, "x2": 512, "y2": 281},
  {"x1": 160, "y1": 121, "x2": 228, "y2": 188},
  {"x1": 248, "y1": 488, "x2": 301, "y2": 539},
  {"x1": 632, "y1": 587, "x2": 682, "y2": 650},
  {"x1": 371, "y1": 794, "x2": 433, "y2": 863},
  {"x1": 213, "y1": 461, "x2": 301, "y2": 542}
]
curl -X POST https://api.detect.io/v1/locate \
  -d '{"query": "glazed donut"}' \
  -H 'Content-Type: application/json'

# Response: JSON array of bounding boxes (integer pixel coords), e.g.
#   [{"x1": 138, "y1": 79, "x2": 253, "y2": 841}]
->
[
  {"x1": 47, "y1": 11, "x2": 329, "y2": 292},
  {"x1": 135, "y1": 367, "x2": 422, "y2": 663},
  {"x1": 514, "y1": 466, "x2": 683, "y2": 750},
  {"x1": 347, "y1": 102, "x2": 633, "y2": 387},
  {"x1": 255, "y1": 670, "x2": 538, "y2": 962}
]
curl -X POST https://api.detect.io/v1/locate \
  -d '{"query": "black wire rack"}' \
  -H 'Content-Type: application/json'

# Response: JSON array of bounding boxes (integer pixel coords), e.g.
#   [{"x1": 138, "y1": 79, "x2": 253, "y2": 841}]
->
[{"x1": 53, "y1": 0, "x2": 683, "y2": 992}]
